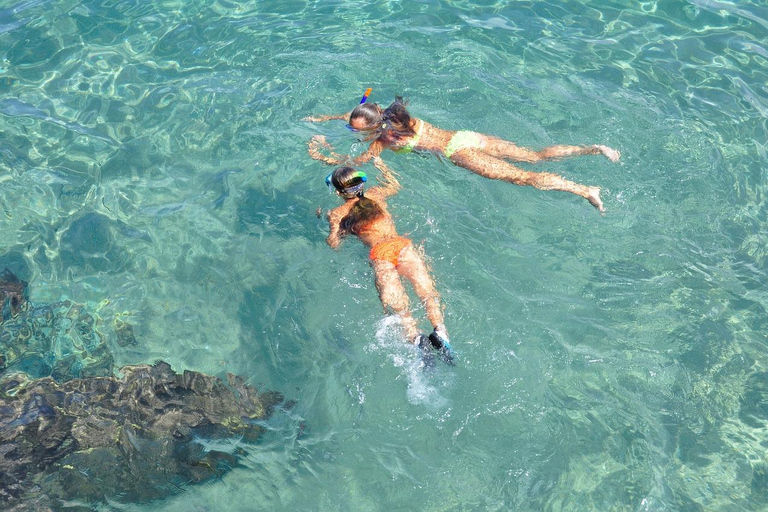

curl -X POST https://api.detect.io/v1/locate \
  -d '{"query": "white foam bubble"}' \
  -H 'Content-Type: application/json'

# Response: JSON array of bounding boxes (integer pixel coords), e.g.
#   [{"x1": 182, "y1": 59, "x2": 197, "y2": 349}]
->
[{"x1": 371, "y1": 316, "x2": 447, "y2": 407}]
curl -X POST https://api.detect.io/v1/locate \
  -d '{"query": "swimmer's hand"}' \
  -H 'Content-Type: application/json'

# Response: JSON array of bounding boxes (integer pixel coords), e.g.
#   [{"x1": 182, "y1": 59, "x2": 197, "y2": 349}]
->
[
  {"x1": 309, "y1": 135, "x2": 331, "y2": 149},
  {"x1": 302, "y1": 115, "x2": 322, "y2": 122},
  {"x1": 307, "y1": 135, "x2": 329, "y2": 161},
  {"x1": 308, "y1": 135, "x2": 347, "y2": 166}
]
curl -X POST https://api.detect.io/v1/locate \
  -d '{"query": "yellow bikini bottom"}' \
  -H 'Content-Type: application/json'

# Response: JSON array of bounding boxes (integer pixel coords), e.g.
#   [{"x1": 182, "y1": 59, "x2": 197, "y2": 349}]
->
[{"x1": 444, "y1": 131, "x2": 484, "y2": 158}]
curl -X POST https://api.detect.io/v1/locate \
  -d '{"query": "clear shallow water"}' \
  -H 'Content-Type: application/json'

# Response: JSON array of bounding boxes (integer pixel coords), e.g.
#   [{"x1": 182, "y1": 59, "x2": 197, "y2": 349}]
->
[{"x1": 1, "y1": 0, "x2": 767, "y2": 510}]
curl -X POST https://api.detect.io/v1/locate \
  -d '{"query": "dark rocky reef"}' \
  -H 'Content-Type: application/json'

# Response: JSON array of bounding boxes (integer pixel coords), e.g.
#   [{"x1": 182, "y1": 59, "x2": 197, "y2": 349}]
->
[
  {"x1": 0, "y1": 361, "x2": 283, "y2": 511},
  {"x1": 1, "y1": 298, "x2": 114, "y2": 381},
  {"x1": 0, "y1": 268, "x2": 113, "y2": 381},
  {"x1": 0, "y1": 268, "x2": 286, "y2": 510},
  {"x1": 0, "y1": 268, "x2": 27, "y2": 321}
]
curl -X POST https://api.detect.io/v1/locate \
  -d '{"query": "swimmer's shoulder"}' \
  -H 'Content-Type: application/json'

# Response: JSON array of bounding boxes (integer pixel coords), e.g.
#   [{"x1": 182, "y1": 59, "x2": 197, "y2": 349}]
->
[
  {"x1": 327, "y1": 201, "x2": 353, "y2": 220},
  {"x1": 362, "y1": 187, "x2": 389, "y2": 202}
]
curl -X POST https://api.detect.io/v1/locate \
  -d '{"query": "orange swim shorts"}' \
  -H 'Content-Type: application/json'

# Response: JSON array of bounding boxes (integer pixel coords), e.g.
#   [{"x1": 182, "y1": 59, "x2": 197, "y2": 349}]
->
[{"x1": 369, "y1": 236, "x2": 411, "y2": 266}]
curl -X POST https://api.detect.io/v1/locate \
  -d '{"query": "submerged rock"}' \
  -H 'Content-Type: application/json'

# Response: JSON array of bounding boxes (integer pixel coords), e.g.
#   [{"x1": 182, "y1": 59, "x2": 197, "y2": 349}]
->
[
  {"x1": 0, "y1": 267, "x2": 287, "y2": 510},
  {"x1": 0, "y1": 268, "x2": 27, "y2": 321},
  {"x1": 0, "y1": 269, "x2": 114, "y2": 381},
  {"x1": 0, "y1": 361, "x2": 283, "y2": 510},
  {"x1": 0, "y1": 299, "x2": 114, "y2": 381}
]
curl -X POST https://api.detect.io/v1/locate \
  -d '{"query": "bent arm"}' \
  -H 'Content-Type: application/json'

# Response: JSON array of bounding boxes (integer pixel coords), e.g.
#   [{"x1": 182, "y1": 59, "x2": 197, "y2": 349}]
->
[
  {"x1": 308, "y1": 135, "x2": 349, "y2": 166},
  {"x1": 353, "y1": 140, "x2": 385, "y2": 166},
  {"x1": 326, "y1": 210, "x2": 344, "y2": 249},
  {"x1": 303, "y1": 112, "x2": 351, "y2": 123},
  {"x1": 327, "y1": 229, "x2": 342, "y2": 249}
]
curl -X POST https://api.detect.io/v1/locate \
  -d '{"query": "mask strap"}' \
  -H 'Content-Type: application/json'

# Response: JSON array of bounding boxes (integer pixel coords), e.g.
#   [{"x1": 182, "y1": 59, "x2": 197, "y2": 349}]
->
[
  {"x1": 342, "y1": 183, "x2": 365, "y2": 196},
  {"x1": 325, "y1": 171, "x2": 367, "y2": 194}
]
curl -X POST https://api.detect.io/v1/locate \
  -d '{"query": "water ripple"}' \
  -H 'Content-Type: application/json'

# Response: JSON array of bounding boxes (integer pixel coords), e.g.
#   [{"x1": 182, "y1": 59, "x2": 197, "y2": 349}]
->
[{"x1": 0, "y1": 0, "x2": 767, "y2": 510}]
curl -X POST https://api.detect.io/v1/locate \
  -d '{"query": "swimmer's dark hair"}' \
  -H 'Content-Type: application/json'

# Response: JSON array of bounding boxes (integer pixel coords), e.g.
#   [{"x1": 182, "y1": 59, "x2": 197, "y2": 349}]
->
[
  {"x1": 382, "y1": 96, "x2": 416, "y2": 137},
  {"x1": 331, "y1": 166, "x2": 366, "y2": 194},
  {"x1": 333, "y1": 166, "x2": 385, "y2": 234},
  {"x1": 348, "y1": 103, "x2": 383, "y2": 128}
]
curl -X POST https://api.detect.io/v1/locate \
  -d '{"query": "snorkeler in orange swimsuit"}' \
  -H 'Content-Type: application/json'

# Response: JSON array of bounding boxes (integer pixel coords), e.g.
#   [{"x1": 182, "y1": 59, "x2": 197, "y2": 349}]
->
[
  {"x1": 325, "y1": 165, "x2": 454, "y2": 365},
  {"x1": 306, "y1": 93, "x2": 620, "y2": 212}
]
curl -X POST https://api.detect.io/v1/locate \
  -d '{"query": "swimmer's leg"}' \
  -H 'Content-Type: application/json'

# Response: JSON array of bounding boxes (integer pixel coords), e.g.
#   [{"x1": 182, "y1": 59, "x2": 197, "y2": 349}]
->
[
  {"x1": 396, "y1": 245, "x2": 445, "y2": 332},
  {"x1": 397, "y1": 245, "x2": 455, "y2": 365},
  {"x1": 372, "y1": 259, "x2": 420, "y2": 342},
  {"x1": 450, "y1": 149, "x2": 605, "y2": 213},
  {"x1": 481, "y1": 136, "x2": 621, "y2": 164}
]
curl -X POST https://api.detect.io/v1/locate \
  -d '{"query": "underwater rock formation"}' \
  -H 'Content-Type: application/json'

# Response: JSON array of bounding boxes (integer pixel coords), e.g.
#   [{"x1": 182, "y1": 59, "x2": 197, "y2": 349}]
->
[
  {"x1": 0, "y1": 268, "x2": 27, "y2": 321},
  {"x1": 0, "y1": 299, "x2": 114, "y2": 381},
  {"x1": 0, "y1": 269, "x2": 114, "y2": 381},
  {"x1": 0, "y1": 267, "x2": 286, "y2": 509},
  {"x1": 0, "y1": 361, "x2": 283, "y2": 510}
]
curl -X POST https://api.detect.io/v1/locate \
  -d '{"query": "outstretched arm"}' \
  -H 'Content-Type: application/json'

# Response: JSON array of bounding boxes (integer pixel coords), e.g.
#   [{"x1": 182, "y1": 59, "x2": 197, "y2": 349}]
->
[
  {"x1": 308, "y1": 135, "x2": 349, "y2": 166},
  {"x1": 302, "y1": 112, "x2": 351, "y2": 123}
]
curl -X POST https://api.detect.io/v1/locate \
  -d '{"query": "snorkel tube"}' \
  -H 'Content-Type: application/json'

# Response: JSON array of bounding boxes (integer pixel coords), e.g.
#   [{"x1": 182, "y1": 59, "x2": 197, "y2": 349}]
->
[{"x1": 359, "y1": 87, "x2": 372, "y2": 104}]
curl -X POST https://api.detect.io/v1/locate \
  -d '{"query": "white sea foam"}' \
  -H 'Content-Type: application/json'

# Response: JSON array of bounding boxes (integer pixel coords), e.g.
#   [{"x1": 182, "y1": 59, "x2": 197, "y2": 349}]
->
[{"x1": 372, "y1": 315, "x2": 447, "y2": 407}]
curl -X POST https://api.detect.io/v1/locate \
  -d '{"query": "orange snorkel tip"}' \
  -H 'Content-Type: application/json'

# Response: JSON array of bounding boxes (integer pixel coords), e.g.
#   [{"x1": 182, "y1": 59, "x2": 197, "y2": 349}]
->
[{"x1": 360, "y1": 88, "x2": 372, "y2": 104}]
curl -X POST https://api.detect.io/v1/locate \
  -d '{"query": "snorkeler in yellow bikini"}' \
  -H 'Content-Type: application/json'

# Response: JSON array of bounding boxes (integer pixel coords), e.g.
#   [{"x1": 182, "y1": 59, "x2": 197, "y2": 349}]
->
[{"x1": 305, "y1": 91, "x2": 621, "y2": 212}]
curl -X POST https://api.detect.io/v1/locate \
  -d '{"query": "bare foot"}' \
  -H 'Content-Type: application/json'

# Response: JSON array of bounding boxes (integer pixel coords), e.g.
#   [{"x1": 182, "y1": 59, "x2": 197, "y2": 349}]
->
[
  {"x1": 587, "y1": 186, "x2": 605, "y2": 213},
  {"x1": 594, "y1": 145, "x2": 621, "y2": 163}
]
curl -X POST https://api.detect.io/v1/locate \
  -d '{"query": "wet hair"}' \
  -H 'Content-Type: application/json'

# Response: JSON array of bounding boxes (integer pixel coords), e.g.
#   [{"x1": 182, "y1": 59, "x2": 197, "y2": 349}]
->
[
  {"x1": 332, "y1": 166, "x2": 385, "y2": 235},
  {"x1": 331, "y1": 166, "x2": 366, "y2": 194},
  {"x1": 348, "y1": 103, "x2": 383, "y2": 129},
  {"x1": 381, "y1": 96, "x2": 416, "y2": 137}
]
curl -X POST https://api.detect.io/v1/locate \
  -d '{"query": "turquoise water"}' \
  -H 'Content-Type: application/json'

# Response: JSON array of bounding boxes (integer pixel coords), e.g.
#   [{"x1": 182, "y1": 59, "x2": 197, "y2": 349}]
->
[{"x1": 1, "y1": 0, "x2": 768, "y2": 510}]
